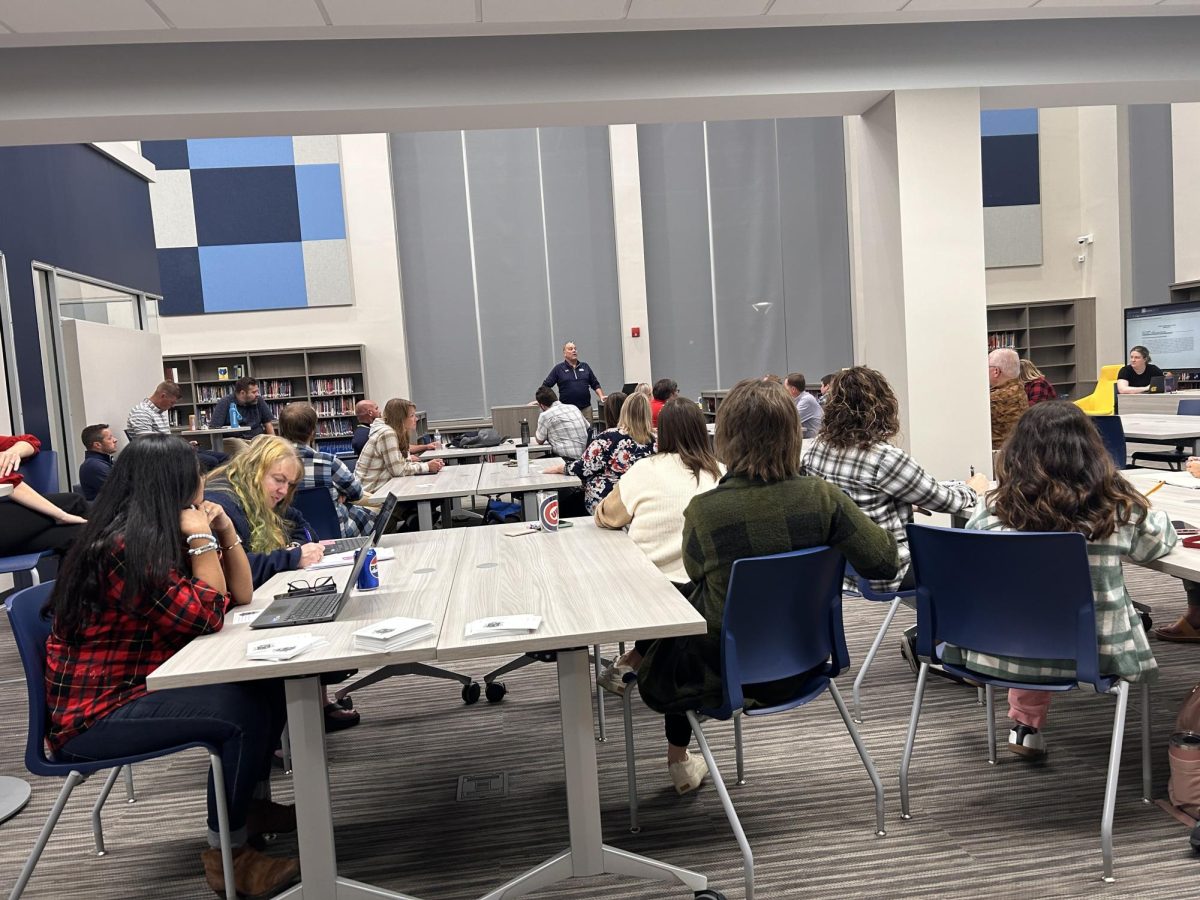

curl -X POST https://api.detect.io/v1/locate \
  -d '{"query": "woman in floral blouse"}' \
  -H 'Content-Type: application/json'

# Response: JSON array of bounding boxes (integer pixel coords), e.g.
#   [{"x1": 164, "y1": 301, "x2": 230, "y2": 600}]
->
[{"x1": 545, "y1": 391, "x2": 655, "y2": 513}]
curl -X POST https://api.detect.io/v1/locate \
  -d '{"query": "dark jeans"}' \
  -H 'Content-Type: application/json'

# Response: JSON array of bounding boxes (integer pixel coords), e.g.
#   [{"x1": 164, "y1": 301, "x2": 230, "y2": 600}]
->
[
  {"x1": 60, "y1": 680, "x2": 286, "y2": 836},
  {"x1": 0, "y1": 492, "x2": 88, "y2": 557},
  {"x1": 1183, "y1": 580, "x2": 1200, "y2": 609},
  {"x1": 197, "y1": 450, "x2": 227, "y2": 472},
  {"x1": 633, "y1": 581, "x2": 696, "y2": 749}
]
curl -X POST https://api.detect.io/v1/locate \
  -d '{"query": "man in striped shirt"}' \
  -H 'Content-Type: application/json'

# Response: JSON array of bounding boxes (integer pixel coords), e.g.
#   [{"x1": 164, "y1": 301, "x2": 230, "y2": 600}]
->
[
  {"x1": 533, "y1": 386, "x2": 590, "y2": 461},
  {"x1": 126, "y1": 381, "x2": 224, "y2": 470}
]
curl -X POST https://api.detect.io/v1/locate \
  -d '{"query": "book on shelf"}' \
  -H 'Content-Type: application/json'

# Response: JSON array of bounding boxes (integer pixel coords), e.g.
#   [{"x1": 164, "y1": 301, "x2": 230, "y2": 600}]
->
[{"x1": 310, "y1": 376, "x2": 357, "y2": 396}]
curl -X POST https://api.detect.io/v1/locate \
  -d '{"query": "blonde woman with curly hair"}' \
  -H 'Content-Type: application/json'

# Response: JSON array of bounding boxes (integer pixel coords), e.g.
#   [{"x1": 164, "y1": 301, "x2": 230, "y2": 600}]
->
[{"x1": 204, "y1": 435, "x2": 324, "y2": 586}]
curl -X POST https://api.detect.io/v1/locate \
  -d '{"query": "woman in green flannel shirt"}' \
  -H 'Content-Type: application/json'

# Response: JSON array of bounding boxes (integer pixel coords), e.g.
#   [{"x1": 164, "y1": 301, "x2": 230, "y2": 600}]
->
[{"x1": 947, "y1": 401, "x2": 1176, "y2": 759}]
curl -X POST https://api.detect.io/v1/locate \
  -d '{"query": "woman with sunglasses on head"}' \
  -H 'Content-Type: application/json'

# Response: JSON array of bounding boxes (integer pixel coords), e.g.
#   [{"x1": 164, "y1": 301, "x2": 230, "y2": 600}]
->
[{"x1": 44, "y1": 434, "x2": 298, "y2": 898}]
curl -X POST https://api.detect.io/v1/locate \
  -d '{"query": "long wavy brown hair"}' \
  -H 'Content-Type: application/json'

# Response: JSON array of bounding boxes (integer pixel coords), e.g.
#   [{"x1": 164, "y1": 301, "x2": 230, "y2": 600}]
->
[
  {"x1": 657, "y1": 397, "x2": 721, "y2": 483},
  {"x1": 820, "y1": 366, "x2": 901, "y2": 450},
  {"x1": 716, "y1": 378, "x2": 802, "y2": 482},
  {"x1": 991, "y1": 401, "x2": 1148, "y2": 540},
  {"x1": 382, "y1": 398, "x2": 415, "y2": 454}
]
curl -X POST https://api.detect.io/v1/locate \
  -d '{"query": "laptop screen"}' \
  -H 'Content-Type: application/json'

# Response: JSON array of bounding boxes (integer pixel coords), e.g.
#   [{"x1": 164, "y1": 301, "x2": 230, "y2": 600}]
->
[{"x1": 371, "y1": 493, "x2": 399, "y2": 543}]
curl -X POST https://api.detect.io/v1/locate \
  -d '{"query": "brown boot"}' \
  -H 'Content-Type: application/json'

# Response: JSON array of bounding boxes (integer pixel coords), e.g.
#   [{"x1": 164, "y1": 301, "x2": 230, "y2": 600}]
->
[
  {"x1": 246, "y1": 799, "x2": 297, "y2": 836},
  {"x1": 202, "y1": 844, "x2": 300, "y2": 899}
]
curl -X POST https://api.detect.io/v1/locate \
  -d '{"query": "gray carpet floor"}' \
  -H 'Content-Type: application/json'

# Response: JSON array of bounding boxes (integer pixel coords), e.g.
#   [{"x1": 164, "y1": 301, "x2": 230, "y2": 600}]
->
[{"x1": 1, "y1": 565, "x2": 1197, "y2": 899}]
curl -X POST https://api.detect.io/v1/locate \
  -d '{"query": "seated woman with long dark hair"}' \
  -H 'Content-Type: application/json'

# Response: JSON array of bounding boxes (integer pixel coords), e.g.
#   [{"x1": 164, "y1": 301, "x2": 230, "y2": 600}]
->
[
  {"x1": 44, "y1": 434, "x2": 298, "y2": 898},
  {"x1": 636, "y1": 379, "x2": 899, "y2": 794},
  {"x1": 955, "y1": 401, "x2": 1174, "y2": 759}
]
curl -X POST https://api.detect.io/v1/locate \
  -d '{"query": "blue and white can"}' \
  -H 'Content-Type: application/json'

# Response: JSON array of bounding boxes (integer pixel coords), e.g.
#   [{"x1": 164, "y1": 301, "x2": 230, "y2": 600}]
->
[{"x1": 356, "y1": 547, "x2": 380, "y2": 590}]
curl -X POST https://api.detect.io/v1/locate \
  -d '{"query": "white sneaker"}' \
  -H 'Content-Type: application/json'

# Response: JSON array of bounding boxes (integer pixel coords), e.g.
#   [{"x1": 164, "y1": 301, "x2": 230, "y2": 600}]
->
[
  {"x1": 668, "y1": 753, "x2": 709, "y2": 795},
  {"x1": 1008, "y1": 724, "x2": 1047, "y2": 760}
]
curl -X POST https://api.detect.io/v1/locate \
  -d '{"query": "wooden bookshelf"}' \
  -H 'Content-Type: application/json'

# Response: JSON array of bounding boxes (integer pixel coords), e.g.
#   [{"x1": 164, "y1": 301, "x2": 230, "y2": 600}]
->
[
  {"x1": 163, "y1": 345, "x2": 367, "y2": 454},
  {"x1": 986, "y1": 298, "x2": 1097, "y2": 400}
]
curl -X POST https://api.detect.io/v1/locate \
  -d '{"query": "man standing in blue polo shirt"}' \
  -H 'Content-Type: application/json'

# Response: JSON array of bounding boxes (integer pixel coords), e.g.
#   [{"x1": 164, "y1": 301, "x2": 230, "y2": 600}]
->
[{"x1": 543, "y1": 341, "x2": 605, "y2": 416}]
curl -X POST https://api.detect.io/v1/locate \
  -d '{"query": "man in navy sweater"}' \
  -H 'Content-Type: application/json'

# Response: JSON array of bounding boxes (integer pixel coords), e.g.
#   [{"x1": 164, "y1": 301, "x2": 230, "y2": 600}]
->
[
  {"x1": 542, "y1": 341, "x2": 605, "y2": 417},
  {"x1": 78, "y1": 423, "x2": 117, "y2": 501}
]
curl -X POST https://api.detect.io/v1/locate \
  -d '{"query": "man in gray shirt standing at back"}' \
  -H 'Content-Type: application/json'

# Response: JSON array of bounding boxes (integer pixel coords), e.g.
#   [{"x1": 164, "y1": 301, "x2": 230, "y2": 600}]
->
[{"x1": 786, "y1": 372, "x2": 824, "y2": 440}]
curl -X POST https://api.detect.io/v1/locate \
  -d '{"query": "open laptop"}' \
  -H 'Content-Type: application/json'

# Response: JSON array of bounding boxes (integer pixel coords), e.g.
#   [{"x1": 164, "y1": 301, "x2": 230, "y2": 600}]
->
[
  {"x1": 251, "y1": 500, "x2": 393, "y2": 629},
  {"x1": 321, "y1": 492, "x2": 398, "y2": 555},
  {"x1": 620, "y1": 382, "x2": 639, "y2": 395},
  {"x1": 1147, "y1": 375, "x2": 1167, "y2": 393}
]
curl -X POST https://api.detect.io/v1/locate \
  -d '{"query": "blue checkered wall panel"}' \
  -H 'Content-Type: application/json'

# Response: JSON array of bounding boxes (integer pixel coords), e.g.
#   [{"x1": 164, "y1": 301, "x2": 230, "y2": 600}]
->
[{"x1": 147, "y1": 135, "x2": 352, "y2": 314}]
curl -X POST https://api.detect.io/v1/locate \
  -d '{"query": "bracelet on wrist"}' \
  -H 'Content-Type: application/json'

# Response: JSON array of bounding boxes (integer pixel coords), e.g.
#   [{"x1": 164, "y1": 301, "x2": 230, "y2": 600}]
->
[
  {"x1": 186, "y1": 532, "x2": 217, "y2": 545},
  {"x1": 220, "y1": 535, "x2": 243, "y2": 551},
  {"x1": 187, "y1": 540, "x2": 220, "y2": 557}
]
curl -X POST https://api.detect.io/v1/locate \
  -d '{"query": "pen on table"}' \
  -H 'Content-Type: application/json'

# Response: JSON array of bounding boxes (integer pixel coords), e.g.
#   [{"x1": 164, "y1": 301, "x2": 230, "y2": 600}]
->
[{"x1": 1144, "y1": 480, "x2": 1166, "y2": 498}]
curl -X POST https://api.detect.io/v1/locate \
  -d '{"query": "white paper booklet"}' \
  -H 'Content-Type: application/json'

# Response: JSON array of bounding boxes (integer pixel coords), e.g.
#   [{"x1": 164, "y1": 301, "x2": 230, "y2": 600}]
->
[
  {"x1": 465, "y1": 615, "x2": 542, "y2": 637},
  {"x1": 1157, "y1": 471, "x2": 1200, "y2": 490},
  {"x1": 245, "y1": 633, "x2": 326, "y2": 661},
  {"x1": 352, "y1": 617, "x2": 434, "y2": 650},
  {"x1": 307, "y1": 546, "x2": 397, "y2": 570}
]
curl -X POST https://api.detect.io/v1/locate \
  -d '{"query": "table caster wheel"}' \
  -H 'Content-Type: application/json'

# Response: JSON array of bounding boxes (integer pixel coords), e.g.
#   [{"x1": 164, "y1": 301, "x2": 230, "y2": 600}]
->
[
  {"x1": 337, "y1": 695, "x2": 354, "y2": 711},
  {"x1": 485, "y1": 681, "x2": 507, "y2": 703},
  {"x1": 462, "y1": 682, "x2": 481, "y2": 705},
  {"x1": 695, "y1": 891, "x2": 727, "y2": 899}
]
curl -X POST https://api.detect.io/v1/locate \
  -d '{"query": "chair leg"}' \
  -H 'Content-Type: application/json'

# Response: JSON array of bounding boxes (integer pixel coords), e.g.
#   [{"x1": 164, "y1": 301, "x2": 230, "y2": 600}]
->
[
  {"x1": 828, "y1": 681, "x2": 886, "y2": 836},
  {"x1": 688, "y1": 712, "x2": 754, "y2": 900},
  {"x1": 851, "y1": 596, "x2": 902, "y2": 723},
  {"x1": 91, "y1": 767, "x2": 123, "y2": 856},
  {"x1": 124, "y1": 765, "x2": 136, "y2": 803},
  {"x1": 9, "y1": 770, "x2": 85, "y2": 900},
  {"x1": 593, "y1": 644, "x2": 606, "y2": 743},
  {"x1": 1140, "y1": 682, "x2": 1152, "y2": 803},
  {"x1": 209, "y1": 754, "x2": 239, "y2": 900},
  {"x1": 280, "y1": 725, "x2": 293, "y2": 775},
  {"x1": 733, "y1": 712, "x2": 745, "y2": 786},
  {"x1": 977, "y1": 685, "x2": 985, "y2": 706},
  {"x1": 985, "y1": 685, "x2": 997, "y2": 765},
  {"x1": 622, "y1": 686, "x2": 640, "y2": 834},
  {"x1": 1100, "y1": 681, "x2": 1131, "y2": 883},
  {"x1": 899, "y1": 662, "x2": 930, "y2": 820}
]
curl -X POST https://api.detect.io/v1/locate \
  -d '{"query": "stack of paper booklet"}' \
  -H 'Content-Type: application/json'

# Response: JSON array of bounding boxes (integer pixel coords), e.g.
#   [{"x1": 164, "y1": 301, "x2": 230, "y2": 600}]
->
[
  {"x1": 464, "y1": 614, "x2": 542, "y2": 637},
  {"x1": 245, "y1": 633, "x2": 325, "y2": 661},
  {"x1": 352, "y1": 617, "x2": 435, "y2": 651}
]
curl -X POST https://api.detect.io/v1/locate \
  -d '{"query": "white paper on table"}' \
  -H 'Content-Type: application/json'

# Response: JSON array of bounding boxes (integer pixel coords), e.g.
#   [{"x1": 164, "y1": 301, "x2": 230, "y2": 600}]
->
[
  {"x1": 306, "y1": 546, "x2": 397, "y2": 570},
  {"x1": 352, "y1": 617, "x2": 433, "y2": 643},
  {"x1": 245, "y1": 633, "x2": 327, "y2": 661},
  {"x1": 231, "y1": 609, "x2": 262, "y2": 624},
  {"x1": 465, "y1": 614, "x2": 542, "y2": 637},
  {"x1": 1156, "y1": 471, "x2": 1200, "y2": 490}
]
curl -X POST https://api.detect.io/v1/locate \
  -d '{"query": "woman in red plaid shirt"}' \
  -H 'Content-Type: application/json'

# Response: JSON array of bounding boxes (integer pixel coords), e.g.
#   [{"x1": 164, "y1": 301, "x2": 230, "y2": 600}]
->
[
  {"x1": 1019, "y1": 358, "x2": 1058, "y2": 406},
  {"x1": 43, "y1": 434, "x2": 299, "y2": 898}
]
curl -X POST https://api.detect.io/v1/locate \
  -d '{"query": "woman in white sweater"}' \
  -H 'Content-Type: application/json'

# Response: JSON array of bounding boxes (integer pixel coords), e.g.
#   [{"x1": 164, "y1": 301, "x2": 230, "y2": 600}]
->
[{"x1": 594, "y1": 396, "x2": 724, "y2": 693}]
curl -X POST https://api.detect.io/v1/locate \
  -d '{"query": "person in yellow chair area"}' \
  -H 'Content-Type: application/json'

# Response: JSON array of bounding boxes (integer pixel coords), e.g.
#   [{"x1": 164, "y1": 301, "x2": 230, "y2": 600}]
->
[
  {"x1": 1155, "y1": 455, "x2": 1200, "y2": 643},
  {"x1": 1116, "y1": 345, "x2": 1164, "y2": 395}
]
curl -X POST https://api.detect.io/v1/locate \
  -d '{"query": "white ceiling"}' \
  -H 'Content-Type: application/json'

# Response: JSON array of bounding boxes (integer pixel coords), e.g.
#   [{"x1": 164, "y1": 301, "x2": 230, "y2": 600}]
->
[{"x1": 0, "y1": 0, "x2": 1197, "y2": 45}]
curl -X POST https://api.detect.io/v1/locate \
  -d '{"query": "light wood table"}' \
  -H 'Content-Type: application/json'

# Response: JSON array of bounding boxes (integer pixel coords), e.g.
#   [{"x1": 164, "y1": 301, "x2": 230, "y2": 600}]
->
[
  {"x1": 1121, "y1": 469, "x2": 1200, "y2": 581},
  {"x1": 1120, "y1": 414, "x2": 1200, "y2": 456},
  {"x1": 179, "y1": 425, "x2": 250, "y2": 451},
  {"x1": 373, "y1": 462, "x2": 484, "y2": 530},
  {"x1": 437, "y1": 520, "x2": 712, "y2": 898},
  {"x1": 148, "y1": 529, "x2": 467, "y2": 900},
  {"x1": 476, "y1": 459, "x2": 580, "y2": 521},
  {"x1": 420, "y1": 441, "x2": 550, "y2": 464}
]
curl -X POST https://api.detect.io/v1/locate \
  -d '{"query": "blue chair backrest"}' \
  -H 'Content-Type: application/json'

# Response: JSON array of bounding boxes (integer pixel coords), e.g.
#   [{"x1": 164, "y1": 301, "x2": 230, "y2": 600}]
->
[
  {"x1": 1178, "y1": 399, "x2": 1200, "y2": 417},
  {"x1": 716, "y1": 546, "x2": 849, "y2": 716},
  {"x1": 290, "y1": 487, "x2": 341, "y2": 540},
  {"x1": 21, "y1": 450, "x2": 59, "y2": 495},
  {"x1": 1090, "y1": 416, "x2": 1126, "y2": 470},
  {"x1": 906, "y1": 524, "x2": 1103, "y2": 688},
  {"x1": 5, "y1": 582, "x2": 58, "y2": 775}
]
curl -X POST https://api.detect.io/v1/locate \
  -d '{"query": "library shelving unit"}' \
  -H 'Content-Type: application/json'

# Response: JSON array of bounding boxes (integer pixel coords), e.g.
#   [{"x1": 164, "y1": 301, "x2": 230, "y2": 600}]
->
[
  {"x1": 163, "y1": 346, "x2": 367, "y2": 454},
  {"x1": 985, "y1": 298, "x2": 1097, "y2": 400}
]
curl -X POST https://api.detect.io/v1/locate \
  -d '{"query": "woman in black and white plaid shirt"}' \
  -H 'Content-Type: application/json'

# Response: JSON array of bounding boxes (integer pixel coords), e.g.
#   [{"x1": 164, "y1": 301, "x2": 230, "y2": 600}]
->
[{"x1": 803, "y1": 366, "x2": 989, "y2": 594}]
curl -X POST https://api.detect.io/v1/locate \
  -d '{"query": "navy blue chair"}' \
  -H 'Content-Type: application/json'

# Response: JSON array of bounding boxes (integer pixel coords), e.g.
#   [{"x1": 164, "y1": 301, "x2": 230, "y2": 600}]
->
[
  {"x1": 900, "y1": 525, "x2": 1151, "y2": 883},
  {"x1": 1090, "y1": 416, "x2": 1128, "y2": 470},
  {"x1": 622, "y1": 547, "x2": 886, "y2": 900},
  {"x1": 290, "y1": 486, "x2": 342, "y2": 540},
  {"x1": 845, "y1": 566, "x2": 917, "y2": 723},
  {"x1": 0, "y1": 448, "x2": 61, "y2": 589},
  {"x1": 1130, "y1": 398, "x2": 1200, "y2": 470},
  {"x1": 5, "y1": 583, "x2": 238, "y2": 899}
]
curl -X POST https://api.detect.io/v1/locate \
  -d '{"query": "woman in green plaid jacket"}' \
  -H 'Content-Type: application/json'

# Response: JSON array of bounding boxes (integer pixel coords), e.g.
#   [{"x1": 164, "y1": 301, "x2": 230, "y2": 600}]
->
[{"x1": 947, "y1": 401, "x2": 1177, "y2": 759}]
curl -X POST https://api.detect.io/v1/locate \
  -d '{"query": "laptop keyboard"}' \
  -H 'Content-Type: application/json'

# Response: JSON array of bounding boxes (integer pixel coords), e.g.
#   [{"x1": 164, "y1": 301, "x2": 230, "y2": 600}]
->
[
  {"x1": 324, "y1": 537, "x2": 368, "y2": 555},
  {"x1": 283, "y1": 592, "x2": 342, "y2": 622}
]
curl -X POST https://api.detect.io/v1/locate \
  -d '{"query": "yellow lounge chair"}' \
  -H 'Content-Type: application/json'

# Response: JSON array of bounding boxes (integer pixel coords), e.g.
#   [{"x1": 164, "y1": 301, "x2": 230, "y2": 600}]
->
[{"x1": 1074, "y1": 365, "x2": 1122, "y2": 415}]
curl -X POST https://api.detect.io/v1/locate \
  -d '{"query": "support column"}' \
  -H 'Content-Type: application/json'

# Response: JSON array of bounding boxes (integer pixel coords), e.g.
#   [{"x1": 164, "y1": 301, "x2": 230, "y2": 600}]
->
[
  {"x1": 850, "y1": 89, "x2": 992, "y2": 479},
  {"x1": 1172, "y1": 102, "x2": 1200, "y2": 283},
  {"x1": 609, "y1": 124, "x2": 652, "y2": 385}
]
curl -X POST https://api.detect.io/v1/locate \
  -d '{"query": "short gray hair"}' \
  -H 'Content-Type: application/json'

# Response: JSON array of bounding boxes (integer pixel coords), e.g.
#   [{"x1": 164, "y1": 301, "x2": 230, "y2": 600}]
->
[{"x1": 988, "y1": 348, "x2": 1020, "y2": 380}]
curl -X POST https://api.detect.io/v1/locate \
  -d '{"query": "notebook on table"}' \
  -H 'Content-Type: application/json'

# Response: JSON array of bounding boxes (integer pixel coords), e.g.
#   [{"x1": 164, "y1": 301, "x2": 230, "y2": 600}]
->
[{"x1": 321, "y1": 493, "x2": 398, "y2": 555}]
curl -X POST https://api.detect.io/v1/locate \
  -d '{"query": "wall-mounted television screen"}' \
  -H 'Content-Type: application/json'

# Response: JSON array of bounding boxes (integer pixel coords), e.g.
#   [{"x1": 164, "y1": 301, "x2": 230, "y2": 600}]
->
[{"x1": 1124, "y1": 299, "x2": 1200, "y2": 370}]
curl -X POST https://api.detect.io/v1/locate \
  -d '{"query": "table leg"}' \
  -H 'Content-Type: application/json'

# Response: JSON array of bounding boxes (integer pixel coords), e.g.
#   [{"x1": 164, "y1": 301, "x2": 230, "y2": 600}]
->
[
  {"x1": 1193, "y1": 437, "x2": 1200, "y2": 457},
  {"x1": 521, "y1": 491, "x2": 537, "y2": 523},
  {"x1": 417, "y1": 501, "x2": 434, "y2": 531},
  {"x1": 0, "y1": 775, "x2": 32, "y2": 823},
  {"x1": 476, "y1": 649, "x2": 709, "y2": 899}
]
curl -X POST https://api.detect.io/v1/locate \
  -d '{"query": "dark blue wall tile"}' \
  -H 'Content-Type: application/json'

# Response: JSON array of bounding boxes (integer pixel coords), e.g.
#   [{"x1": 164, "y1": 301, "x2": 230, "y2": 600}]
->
[
  {"x1": 982, "y1": 134, "x2": 1041, "y2": 207},
  {"x1": 192, "y1": 166, "x2": 301, "y2": 246},
  {"x1": 141, "y1": 140, "x2": 190, "y2": 170},
  {"x1": 157, "y1": 247, "x2": 205, "y2": 315}
]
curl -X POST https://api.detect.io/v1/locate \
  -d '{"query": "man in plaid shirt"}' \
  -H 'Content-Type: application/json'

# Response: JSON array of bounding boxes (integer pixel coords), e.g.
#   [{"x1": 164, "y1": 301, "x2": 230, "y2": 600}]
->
[
  {"x1": 533, "y1": 386, "x2": 590, "y2": 461},
  {"x1": 279, "y1": 403, "x2": 375, "y2": 537}
]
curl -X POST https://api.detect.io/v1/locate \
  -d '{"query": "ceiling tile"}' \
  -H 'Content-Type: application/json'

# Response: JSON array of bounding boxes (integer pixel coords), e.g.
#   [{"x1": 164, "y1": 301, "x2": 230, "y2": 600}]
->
[
  {"x1": 905, "y1": 0, "x2": 1035, "y2": 10},
  {"x1": 768, "y1": 0, "x2": 906, "y2": 13},
  {"x1": 628, "y1": 0, "x2": 770, "y2": 19},
  {"x1": 154, "y1": 0, "x2": 327, "y2": 29},
  {"x1": 483, "y1": 0, "x2": 628, "y2": 23},
  {"x1": 321, "y1": 0, "x2": 478, "y2": 26},
  {"x1": 0, "y1": 0, "x2": 169, "y2": 33}
]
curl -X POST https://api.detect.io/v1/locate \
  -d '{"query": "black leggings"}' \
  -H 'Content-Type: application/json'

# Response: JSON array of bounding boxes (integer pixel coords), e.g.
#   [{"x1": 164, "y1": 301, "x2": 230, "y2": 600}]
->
[
  {"x1": 0, "y1": 492, "x2": 88, "y2": 557},
  {"x1": 1183, "y1": 580, "x2": 1200, "y2": 609}
]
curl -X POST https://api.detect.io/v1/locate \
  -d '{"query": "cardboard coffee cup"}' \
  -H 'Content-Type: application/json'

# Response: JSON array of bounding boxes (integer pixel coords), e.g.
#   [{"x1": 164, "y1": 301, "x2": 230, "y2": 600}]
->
[{"x1": 537, "y1": 491, "x2": 559, "y2": 532}]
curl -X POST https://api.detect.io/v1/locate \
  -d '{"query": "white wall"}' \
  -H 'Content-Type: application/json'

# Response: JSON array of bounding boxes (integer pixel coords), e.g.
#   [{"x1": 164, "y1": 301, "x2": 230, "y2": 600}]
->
[
  {"x1": 158, "y1": 133, "x2": 412, "y2": 404},
  {"x1": 1173, "y1": 102, "x2": 1200, "y2": 283}
]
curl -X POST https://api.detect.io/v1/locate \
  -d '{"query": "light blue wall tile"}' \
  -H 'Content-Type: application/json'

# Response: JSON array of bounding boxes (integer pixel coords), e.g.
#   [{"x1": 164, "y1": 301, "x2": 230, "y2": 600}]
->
[
  {"x1": 980, "y1": 108, "x2": 1039, "y2": 137},
  {"x1": 296, "y1": 164, "x2": 347, "y2": 240},
  {"x1": 187, "y1": 136, "x2": 296, "y2": 169},
  {"x1": 199, "y1": 242, "x2": 307, "y2": 311}
]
